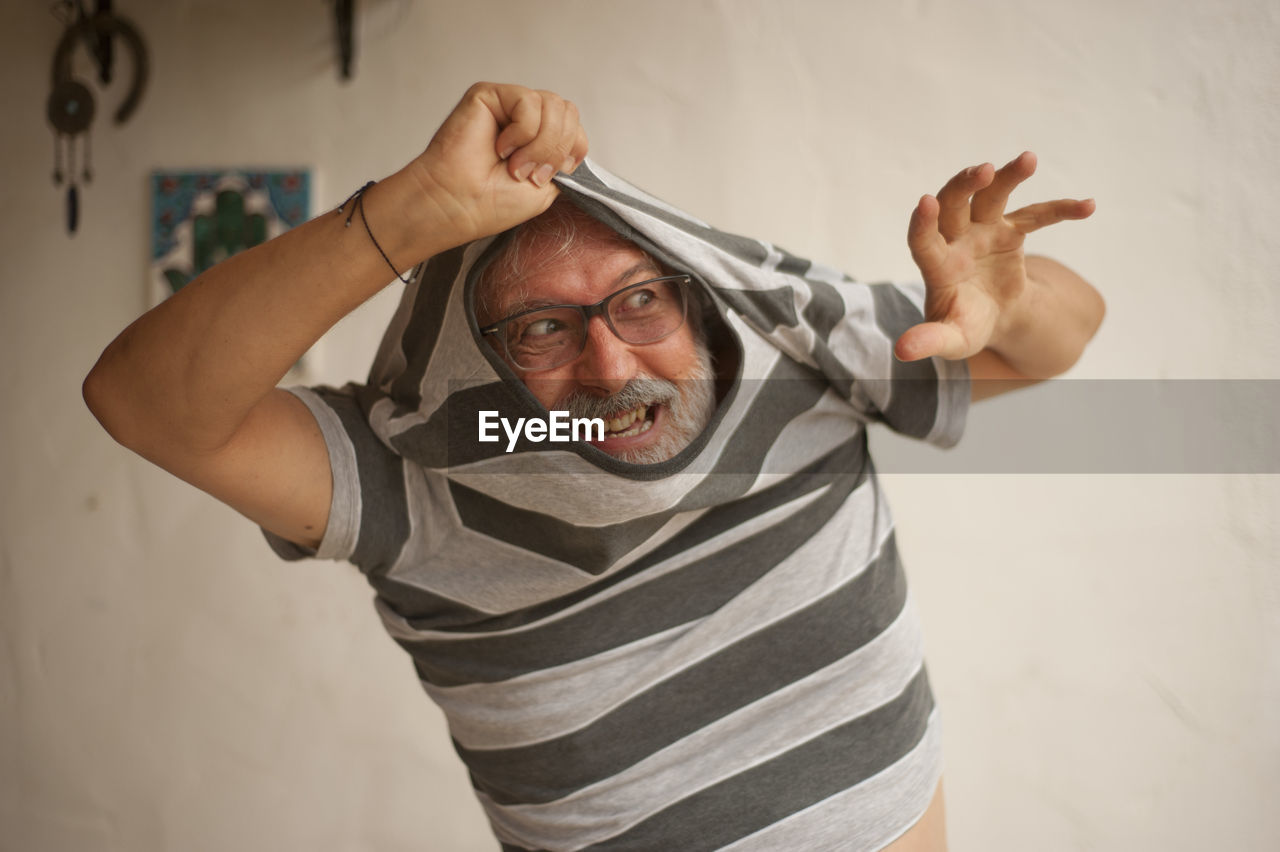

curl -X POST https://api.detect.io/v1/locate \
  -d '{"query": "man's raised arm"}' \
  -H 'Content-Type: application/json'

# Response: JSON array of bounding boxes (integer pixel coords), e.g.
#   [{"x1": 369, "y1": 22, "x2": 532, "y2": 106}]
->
[{"x1": 83, "y1": 83, "x2": 588, "y2": 549}]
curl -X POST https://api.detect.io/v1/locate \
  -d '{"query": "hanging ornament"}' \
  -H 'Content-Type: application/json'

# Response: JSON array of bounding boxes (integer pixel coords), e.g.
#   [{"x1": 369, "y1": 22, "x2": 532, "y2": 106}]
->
[
  {"x1": 45, "y1": 1, "x2": 149, "y2": 236},
  {"x1": 47, "y1": 79, "x2": 95, "y2": 234}
]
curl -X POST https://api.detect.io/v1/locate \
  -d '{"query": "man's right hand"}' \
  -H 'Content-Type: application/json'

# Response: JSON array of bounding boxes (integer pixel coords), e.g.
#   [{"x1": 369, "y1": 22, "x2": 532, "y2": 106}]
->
[{"x1": 404, "y1": 83, "x2": 589, "y2": 255}]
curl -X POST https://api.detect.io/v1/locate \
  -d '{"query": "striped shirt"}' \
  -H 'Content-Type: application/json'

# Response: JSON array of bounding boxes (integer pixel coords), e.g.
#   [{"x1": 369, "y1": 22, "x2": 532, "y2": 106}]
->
[{"x1": 267, "y1": 161, "x2": 969, "y2": 850}]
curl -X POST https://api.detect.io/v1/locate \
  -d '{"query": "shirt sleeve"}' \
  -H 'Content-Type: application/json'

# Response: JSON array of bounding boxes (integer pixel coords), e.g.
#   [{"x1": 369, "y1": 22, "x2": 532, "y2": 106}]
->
[
  {"x1": 261, "y1": 383, "x2": 411, "y2": 573},
  {"x1": 808, "y1": 276, "x2": 969, "y2": 448}
]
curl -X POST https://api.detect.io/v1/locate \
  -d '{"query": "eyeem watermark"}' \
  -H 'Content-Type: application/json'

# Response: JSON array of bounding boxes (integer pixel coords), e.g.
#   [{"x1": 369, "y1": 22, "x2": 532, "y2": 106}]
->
[{"x1": 478, "y1": 410, "x2": 605, "y2": 453}]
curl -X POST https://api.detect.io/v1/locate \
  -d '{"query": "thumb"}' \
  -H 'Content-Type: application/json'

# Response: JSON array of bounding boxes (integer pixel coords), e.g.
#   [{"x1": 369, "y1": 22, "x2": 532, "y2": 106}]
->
[{"x1": 895, "y1": 321, "x2": 970, "y2": 362}]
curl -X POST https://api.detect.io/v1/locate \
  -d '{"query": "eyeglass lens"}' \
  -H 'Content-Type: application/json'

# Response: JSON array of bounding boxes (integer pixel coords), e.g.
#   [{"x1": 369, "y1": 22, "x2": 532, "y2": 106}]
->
[{"x1": 502, "y1": 277, "x2": 687, "y2": 370}]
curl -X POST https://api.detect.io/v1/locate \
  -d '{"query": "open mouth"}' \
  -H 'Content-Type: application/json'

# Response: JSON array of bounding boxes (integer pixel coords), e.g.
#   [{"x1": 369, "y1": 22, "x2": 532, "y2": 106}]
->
[{"x1": 601, "y1": 404, "x2": 656, "y2": 439}]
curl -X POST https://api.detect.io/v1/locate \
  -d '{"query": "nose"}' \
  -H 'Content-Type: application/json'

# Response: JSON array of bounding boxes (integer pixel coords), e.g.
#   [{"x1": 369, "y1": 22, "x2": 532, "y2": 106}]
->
[{"x1": 572, "y1": 315, "x2": 636, "y2": 395}]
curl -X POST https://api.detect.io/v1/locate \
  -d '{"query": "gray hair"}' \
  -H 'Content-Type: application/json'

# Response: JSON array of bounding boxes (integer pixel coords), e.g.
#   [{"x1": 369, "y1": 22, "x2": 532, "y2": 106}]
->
[
  {"x1": 474, "y1": 197, "x2": 711, "y2": 348},
  {"x1": 474, "y1": 198, "x2": 642, "y2": 326}
]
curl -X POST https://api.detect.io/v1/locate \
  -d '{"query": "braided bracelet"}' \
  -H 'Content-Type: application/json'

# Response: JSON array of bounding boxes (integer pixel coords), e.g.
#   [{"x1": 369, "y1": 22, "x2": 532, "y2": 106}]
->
[{"x1": 337, "y1": 181, "x2": 412, "y2": 285}]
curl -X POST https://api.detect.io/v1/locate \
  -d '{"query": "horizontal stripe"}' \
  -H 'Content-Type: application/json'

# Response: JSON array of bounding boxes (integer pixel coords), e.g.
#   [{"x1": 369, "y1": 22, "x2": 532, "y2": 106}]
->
[
  {"x1": 579, "y1": 667, "x2": 935, "y2": 851},
  {"x1": 364, "y1": 430, "x2": 865, "y2": 633},
  {"x1": 429, "y1": 480, "x2": 888, "y2": 750},
  {"x1": 447, "y1": 477, "x2": 674, "y2": 576},
  {"x1": 458, "y1": 532, "x2": 909, "y2": 805},
  {"x1": 382, "y1": 430, "x2": 866, "y2": 635},
  {"x1": 479, "y1": 584, "x2": 924, "y2": 848},
  {"x1": 395, "y1": 443, "x2": 866, "y2": 687},
  {"x1": 718, "y1": 713, "x2": 942, "y2": 852}
]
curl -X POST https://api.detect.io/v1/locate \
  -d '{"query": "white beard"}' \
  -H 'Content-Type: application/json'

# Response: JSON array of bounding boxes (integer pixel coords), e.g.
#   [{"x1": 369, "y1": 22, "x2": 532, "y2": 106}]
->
[{"x1": 555, "y1": 344, "x2": 717, "y2": 465}]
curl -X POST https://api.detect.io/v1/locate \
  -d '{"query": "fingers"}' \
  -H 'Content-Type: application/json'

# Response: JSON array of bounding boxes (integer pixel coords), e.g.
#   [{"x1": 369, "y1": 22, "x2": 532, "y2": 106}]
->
[
  {"x1": 487, "y1": 85, "x2": 586, "y2": 188},
  {"x1": 567, "y1": 125, "x2": 589, "y2": 173},
  {"x1": 1005, "y1": 198, "x2": 1096, "y2": 234},
  {"x1": 907, "y1": 194, "x2": 949, "y2": 275},
  {"x1": 970, "y1": 151, "x2": 1036, "y2": 223},
  {"x1": 933, "y1": 152, "x2": 1093, "y2": 237},
  {"x1": 935, "y1": 162, "x2": 994, "y2": 238},
  {"x1": 895, "y1": 321, "x2": 970, "y2": 362}
]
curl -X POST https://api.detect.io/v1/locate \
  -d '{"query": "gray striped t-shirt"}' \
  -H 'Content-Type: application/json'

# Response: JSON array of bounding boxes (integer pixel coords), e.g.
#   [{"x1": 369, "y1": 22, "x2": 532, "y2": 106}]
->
[{"x1": 268, "y1": 160, "x2": 969, "y2": 850}]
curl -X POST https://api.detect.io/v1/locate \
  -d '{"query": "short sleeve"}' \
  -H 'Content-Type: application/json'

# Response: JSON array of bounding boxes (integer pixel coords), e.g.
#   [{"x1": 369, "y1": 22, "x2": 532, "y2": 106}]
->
[
  {"x1": 261, "y1": 384, "x2": 411, "y2": 573},
  {"x1": 807, "y1": 277, "x2": 969, "y2": 448}
]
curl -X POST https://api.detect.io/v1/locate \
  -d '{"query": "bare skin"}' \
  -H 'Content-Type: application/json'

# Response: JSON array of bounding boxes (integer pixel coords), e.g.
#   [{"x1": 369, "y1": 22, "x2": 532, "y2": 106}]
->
[{"x1": 889, "y1": 781, "x2": 949, "y2": 851}]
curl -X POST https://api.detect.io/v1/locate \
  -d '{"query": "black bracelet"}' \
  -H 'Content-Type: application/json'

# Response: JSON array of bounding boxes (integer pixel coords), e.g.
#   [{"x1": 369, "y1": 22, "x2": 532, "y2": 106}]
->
[{"x1": 337, "y1": 181, "x2": 412, "y2": 285}]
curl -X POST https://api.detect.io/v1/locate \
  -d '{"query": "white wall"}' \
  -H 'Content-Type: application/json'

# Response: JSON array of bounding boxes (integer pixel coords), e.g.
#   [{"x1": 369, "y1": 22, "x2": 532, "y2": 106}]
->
[{"x1": 2, "y1": 1, "x2": 1276, "y2": 850}]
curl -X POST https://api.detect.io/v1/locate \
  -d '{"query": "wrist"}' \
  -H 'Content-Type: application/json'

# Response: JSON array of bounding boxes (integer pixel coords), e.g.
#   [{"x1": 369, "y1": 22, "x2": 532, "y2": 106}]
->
[
  {"x1": 359, "y1": 169, "x2": 458, "y2": 269},
  {"x1": 989, "y1": 275, "x2": 1040, "y2": 354}
]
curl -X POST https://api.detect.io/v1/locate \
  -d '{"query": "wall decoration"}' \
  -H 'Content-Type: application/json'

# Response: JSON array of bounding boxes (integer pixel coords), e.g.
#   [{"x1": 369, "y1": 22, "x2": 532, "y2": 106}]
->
[
  {"x1": 47, "y1": 0, "x2": 150, "y2": 235},
  {"x1": 150, "y1": 169, "x2": 313, "y2": 376}
]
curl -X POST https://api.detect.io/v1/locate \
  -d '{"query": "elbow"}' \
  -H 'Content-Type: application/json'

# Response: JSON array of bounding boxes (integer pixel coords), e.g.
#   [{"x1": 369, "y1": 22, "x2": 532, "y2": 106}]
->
[
  {"x1": 83, "y1": 350, "x2": 145, "y2": 453},
  {"x1": 1065, "y1": 281, "x2": 1106, "y2": 373},
  {"x1": 1029, "y1": 254, "x2": 1106, "y2": 374},
  {"x1": 1051, "y1": 288, "x2": 1105, "y2": 378},
  {"x1": 81, "y1": 367, "x2": 102, "y2": 423},
  {"x1": 1084, "y1": 282, "x2": 1106, "y2": 342},
  {"x1": 83, "y1": 356, "x2": 126, "y2": 445}
]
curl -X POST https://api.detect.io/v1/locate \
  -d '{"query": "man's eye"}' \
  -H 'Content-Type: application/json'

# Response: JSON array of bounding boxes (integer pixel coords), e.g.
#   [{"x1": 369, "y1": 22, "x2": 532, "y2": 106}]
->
[
  {"x1": 619, "y1": 289, "x2": 658, "y2": 313},
  {"x1": 522, "y1": 318, "x2": 566, "y2": 338}
]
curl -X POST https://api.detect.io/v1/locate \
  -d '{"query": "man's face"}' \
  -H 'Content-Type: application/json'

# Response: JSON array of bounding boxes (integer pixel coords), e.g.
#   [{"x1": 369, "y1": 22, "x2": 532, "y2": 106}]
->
[{"x1": 485, "y1": 226, "x2": 715, "y2": 464}]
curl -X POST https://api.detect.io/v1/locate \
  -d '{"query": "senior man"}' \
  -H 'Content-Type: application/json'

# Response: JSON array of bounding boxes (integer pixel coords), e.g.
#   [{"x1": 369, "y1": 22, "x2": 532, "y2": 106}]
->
[{"x1": 85, "y1": 82, "x2": 1102, "y2": 851}]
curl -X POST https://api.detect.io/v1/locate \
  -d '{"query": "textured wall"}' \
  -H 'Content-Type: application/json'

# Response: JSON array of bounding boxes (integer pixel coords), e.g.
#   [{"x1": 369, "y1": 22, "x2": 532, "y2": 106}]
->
[{"x1": 2, "y1": 0, "x2": 1277, "y2": 850}]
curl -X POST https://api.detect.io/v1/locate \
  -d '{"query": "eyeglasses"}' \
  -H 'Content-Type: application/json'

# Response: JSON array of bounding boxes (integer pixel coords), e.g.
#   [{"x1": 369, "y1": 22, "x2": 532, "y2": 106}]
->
[{"x1": 480, "y1": 275, "x2": 692, "y2": 371}]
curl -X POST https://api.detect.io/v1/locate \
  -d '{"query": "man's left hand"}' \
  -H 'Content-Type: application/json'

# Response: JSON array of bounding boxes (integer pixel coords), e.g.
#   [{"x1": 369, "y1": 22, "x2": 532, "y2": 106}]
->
[{"x1": 895, "y1": 152, "x2": 1095, "y2": 363}]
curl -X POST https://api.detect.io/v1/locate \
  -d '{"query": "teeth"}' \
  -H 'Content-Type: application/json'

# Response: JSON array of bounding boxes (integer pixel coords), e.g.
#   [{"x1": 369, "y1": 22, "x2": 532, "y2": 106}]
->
[
  {"x1": 614, "y1": 418, "x2": 654, "y2": 439},
  {"x1": 605, "y1": 405, "x2": 650, "y2": 436}
]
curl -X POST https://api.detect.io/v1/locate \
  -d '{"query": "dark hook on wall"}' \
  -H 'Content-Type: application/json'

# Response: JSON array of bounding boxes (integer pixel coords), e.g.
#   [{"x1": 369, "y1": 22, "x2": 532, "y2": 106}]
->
[
  {"x1": 334, "y1": 0, "x2": 355, "y2": 80},
  {"x1": 50, "y1": 5, "x2": 149, "y2": 125},
  {"x1": 80, "y1": 0, "x2": 116, "y2": 86}
]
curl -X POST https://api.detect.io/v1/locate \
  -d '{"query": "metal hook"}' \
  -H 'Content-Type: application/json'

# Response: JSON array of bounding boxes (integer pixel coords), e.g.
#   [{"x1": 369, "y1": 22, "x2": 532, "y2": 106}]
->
[
  {"x1": 50, "y1": 8, "x2": 148, "y2": 125},
  {"x1": 334, "y1": 0, "x2": 355, "y2": 80}
]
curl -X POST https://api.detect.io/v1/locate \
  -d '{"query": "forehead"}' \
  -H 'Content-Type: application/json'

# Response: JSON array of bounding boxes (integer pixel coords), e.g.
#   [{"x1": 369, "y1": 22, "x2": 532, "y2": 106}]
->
[{"x1": 499, "y1": 221, "x2": 661, "y2": 312}]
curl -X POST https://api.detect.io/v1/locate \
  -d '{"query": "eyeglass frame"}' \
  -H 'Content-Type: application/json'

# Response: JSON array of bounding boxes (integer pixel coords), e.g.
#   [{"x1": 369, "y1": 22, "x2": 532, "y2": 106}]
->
[{"x1": 478, "y1": 274, "x2": 694, "y2": 372}]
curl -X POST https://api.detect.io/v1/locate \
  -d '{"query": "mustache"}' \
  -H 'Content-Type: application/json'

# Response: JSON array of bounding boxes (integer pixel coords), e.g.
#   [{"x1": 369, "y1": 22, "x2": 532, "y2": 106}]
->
[{"x1": 554, "y1": 376, "x2": 680, "y2": 420}]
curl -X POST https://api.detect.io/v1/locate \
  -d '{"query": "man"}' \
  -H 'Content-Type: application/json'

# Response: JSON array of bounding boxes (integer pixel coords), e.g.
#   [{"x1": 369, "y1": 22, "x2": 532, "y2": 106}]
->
[{"x1": 85, "y1": 83, "x2": 1102, "y2": 850}]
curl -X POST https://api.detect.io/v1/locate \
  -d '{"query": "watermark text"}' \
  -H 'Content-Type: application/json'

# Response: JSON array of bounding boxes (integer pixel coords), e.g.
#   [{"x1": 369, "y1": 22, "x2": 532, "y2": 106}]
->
[{"x1": 478, "y1": 410, "x2": 605, "y2": 452}]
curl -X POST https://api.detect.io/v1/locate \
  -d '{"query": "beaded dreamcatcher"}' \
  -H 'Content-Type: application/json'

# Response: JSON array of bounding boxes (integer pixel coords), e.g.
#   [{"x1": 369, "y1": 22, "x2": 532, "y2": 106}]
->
[{"x1": 46, "y1": 1, "x2": 149, "y2": 235}]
